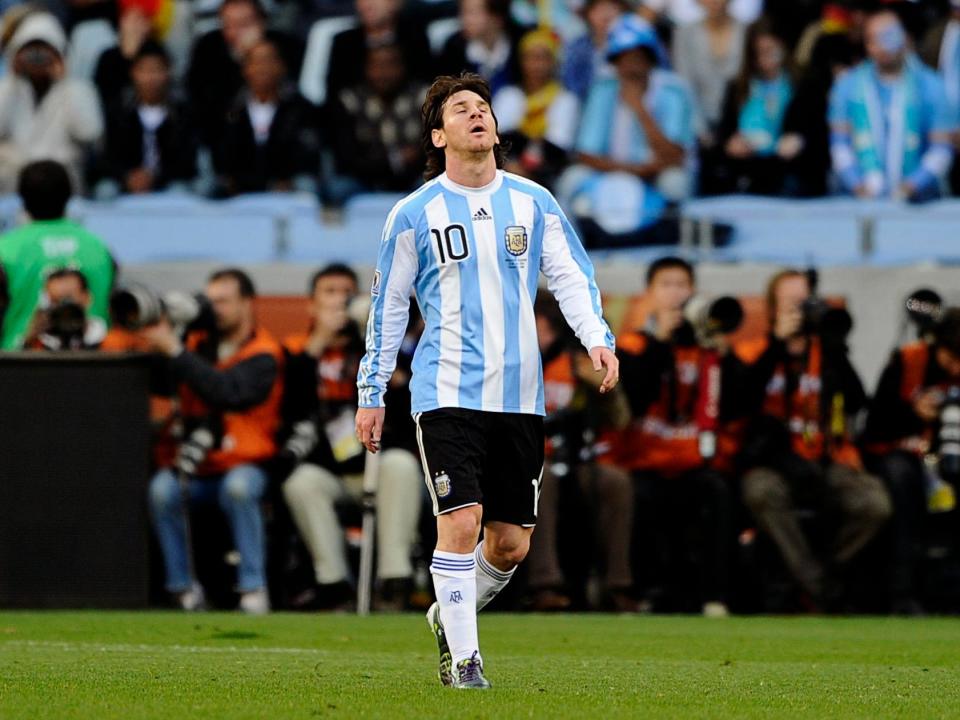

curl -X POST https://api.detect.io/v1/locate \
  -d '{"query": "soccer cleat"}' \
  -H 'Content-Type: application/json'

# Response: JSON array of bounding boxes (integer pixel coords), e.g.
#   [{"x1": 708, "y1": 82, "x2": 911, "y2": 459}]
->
[
  {"x1": 453, "y1": 652, "x2": 491, "y2": 690},
  {"x1": 425, "y1": 602, "x2": 454, "y2": 686}
]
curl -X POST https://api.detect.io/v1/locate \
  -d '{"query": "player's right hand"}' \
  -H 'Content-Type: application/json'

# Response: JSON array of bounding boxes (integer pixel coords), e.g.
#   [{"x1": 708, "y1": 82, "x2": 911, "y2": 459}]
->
[{"x1": 355, "y1": 407, "x2": 385, "y2": 454}]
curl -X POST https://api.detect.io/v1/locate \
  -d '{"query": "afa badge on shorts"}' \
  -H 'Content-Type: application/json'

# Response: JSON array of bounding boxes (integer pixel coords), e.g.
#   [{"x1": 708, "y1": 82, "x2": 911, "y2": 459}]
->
[
  {"x1": 434, "y1": 472, "x2": 452, "y2": 498},
  {"x1": 504, "y1": 226, "x2": 528, "y2": 256}
]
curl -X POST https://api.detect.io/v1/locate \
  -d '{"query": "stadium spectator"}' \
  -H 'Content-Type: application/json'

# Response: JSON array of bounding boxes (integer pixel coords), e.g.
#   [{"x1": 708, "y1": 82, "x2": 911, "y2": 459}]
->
[
  {"x1": 671, "y1": 0, "x2": 746, "y2": 136},
  {"x1": 615, "y1": 258, "x2": 736, "y2": 617},
  {"x1": 325, "y1": 43, "x2": 426, "y2": 205},
  {"x1": 92, "y1": 4, "x2": 153, "y2": 109},
  {"x1": 560, "y1": 0, "x2": 626, "y2": 101},
  {"x1": 526, "y1": 293, "x2": 634, "y2": 612},
  {"x1": 921, "y1": 0, "x2": 960, "y2": 194},
  {"x1": 187, "y1": 0, "x2": 304, "y2": 147},
  {"x1": 23, "y1": 268, "x2": 107, "y2": 350},
  {"x1": 736, "y1": 269, "x2": 890, "y2": 609},
  {"x1": 639, "y1": 0, "x2": 761, "y2": 26},
  {"x1": 862, "y1": 308, "x2": 960, "y2": 614},
  {"x1": 0, "y1": 11, "x2": 103, "y2": 193},
  {"x1": 214, "y1": 39, "x2": 320, "y2": 196},
  {"x1": 280, "y1": 264, "x2": 422, "y2": 610},
  {"x1": 493, "y1": 29, "x2": 579, "y2": 189},
  {"x1": 704, "y1": 19, "x2": 803, "y2": 195},
  {"x1": 438, "y1": 0, "x2": 521, "y2": 96},
  {"x1": 325, "y1": 0, "x2": 432, "y2": 103},
  {"x1": 557, "y1": 15, "x2": 694, "y2": 243},
  {"x1": 0, "y1": 160, "x2": 114, "y2": 350},
  {"x1": 143, "y1": 268, "x2": 282, "y2": 615},
  {"x1": 794, "y1": 1, "x2": 869, "y2": 72},
  {"x1": 97, "y1": 40, "x2": 197, "y2": 198},
  {"x1": 828, "y1": 9, "x2": 954, "y2": 201},
  {"x1": 781, "y1": 32, "x2": 857, "y2": 197}
]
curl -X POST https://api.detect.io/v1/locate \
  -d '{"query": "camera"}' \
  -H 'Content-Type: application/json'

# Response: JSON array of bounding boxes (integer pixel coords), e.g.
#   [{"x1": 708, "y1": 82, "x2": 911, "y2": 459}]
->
[
  {"x1": 801, "y1": 269, "x2": 852, "y2": 346},
  {"x1": 905, "y1": 288, "x2": 942, "y2": 342},
  {"x1": 110, "y1": 284, "x2": 215, "y2": 337},
  {"x1": 938, "y1": 387, "x2": 960, "y2": 478},
  {"x1": 45, "y1": 299, "x2": 88, "y2": 349},
  {"x1": 683, "y1": 295, "x2": 744, "y2": 348}
]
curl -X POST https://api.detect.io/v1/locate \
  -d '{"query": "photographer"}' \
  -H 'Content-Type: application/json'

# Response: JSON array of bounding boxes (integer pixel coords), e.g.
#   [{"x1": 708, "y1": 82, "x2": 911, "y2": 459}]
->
[
  {"x1": 526, "y1": 293, "x2": 633, "y2": 612},
  {"x1": 737, "y1": 269, "x2": 890, "y2": 609},
  {"x1": 141, "y1": 269, "x2": 283, "y2": 615},
  {"x1": 0, "y1": 160, "x2": 114, "y2": 350},
  {"x1": 863, "y1": 308, "x2": 960, "y2": 614},
  {"x1": 24, "y1": 269, "x2": 106, "y2": 350},
  {"x1": 616, "y1": 257, "x2": 739, "y2": 617},
  {"x1": 279, "y1": 264, "x2": 422, "y2": 610}
]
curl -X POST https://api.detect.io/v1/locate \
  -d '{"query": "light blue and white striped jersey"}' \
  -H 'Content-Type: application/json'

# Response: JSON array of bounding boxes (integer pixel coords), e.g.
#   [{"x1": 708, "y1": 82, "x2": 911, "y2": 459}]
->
[{"x1": 357, "y1": 170, "x2": 615, "y2": 416}]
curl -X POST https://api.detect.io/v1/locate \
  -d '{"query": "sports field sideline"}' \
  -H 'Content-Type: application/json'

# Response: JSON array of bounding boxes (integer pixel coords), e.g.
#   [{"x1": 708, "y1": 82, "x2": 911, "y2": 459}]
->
[{"x1": 1, "y1": 612, "x2": 958, "y2": 719}]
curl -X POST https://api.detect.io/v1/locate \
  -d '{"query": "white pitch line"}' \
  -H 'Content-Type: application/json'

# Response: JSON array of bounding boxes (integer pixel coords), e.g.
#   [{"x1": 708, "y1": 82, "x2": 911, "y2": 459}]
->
[{"x1": 3, "y1": 640, "x2": 333, "y2": 656}]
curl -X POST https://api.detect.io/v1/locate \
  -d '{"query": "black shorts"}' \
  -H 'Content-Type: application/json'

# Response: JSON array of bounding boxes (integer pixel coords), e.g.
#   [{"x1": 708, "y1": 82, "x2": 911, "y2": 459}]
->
[{"x1": 414, "y1": 407, "x2": 545, "y2": 527}]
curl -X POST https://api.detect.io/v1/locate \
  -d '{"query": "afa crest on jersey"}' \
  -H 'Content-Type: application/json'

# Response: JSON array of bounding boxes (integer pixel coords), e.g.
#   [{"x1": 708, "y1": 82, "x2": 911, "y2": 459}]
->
[
  {"x1": 504, "y1": 226, "x2": 528, "y2": 256},
  {"x1": 434, "y1": 472, "x2": 452, "y2": 498}
]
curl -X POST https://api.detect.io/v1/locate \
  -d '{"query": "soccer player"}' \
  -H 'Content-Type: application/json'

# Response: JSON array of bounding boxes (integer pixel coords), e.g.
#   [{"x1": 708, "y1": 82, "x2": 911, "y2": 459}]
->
[{"x1": 355, "y1": 73, "x2": 618, "y2": 689}]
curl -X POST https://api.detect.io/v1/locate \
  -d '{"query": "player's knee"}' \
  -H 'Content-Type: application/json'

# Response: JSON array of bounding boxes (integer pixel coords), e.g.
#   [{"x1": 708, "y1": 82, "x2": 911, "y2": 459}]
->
[
  {"x1": 487, "y1": 534, "x2": 530, "y2": 568},
  {"x1": 148, "y1": 470, "x2": 180, "y2": 512},
  {"x1": 438, "y1": 508, "x2": 482, "y2": 549}
]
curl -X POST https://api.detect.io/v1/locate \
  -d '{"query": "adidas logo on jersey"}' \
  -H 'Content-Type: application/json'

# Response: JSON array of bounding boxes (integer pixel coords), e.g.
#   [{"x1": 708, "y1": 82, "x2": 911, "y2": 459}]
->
[{"x1": 472, "y1": 208, "x2": 492, "y2": 221}]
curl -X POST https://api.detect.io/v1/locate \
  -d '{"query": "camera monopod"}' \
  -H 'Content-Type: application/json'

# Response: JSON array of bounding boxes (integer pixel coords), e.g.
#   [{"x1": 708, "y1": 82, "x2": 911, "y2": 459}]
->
[
  {"x1": 174, "y1": 427, "x2": 216, "y2": 585},
  {"x1": 356, "y1": 448, "x2": 381, "y2": 616}
]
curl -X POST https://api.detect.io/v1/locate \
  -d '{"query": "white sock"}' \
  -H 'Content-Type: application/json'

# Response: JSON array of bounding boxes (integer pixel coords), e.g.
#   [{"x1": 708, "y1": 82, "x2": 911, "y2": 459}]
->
[
  {"x1": 431, "y1": 550, "x2": 480, "y2": 666},
  {"x1": 475, "y1": 540, "x2": 515, "y2": 612}
]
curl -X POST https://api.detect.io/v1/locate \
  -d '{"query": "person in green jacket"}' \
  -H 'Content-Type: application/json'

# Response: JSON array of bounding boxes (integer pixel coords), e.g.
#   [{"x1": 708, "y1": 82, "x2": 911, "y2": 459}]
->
[{"x1": 0, "y1": 160, "x2": 114, "y2": 349}]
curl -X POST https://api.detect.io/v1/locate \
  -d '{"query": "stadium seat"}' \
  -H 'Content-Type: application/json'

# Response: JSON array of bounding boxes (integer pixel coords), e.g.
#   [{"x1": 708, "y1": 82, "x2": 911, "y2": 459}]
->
[
  {"x1": 81, "y1": 209, "x2": 279, "y2": 263},
  {"x1": 299, "y1": 15, "x2": 357, "y2": 106},
  {"x1": 67, "y1": 20, "x2": 117, "y2": 80}
]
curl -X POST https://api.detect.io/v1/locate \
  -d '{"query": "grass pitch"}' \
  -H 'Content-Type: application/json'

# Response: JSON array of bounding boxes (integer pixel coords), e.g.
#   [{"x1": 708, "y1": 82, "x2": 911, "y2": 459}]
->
[{"x1": 1, "y1": 612, "x2": 959, "y2": 719}]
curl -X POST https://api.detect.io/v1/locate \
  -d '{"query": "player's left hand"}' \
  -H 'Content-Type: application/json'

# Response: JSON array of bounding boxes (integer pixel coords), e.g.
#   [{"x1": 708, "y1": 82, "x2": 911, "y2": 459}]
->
[{"x1": 589, "y1": 346, "x2": 619, "y2": 394}]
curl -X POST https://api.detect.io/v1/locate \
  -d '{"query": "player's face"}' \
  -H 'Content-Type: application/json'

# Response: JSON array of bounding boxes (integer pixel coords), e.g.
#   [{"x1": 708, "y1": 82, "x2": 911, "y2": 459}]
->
[
  {"x1": 648, "y1": 268, "x2": 693, "y2": 312},
  {"x1": 206, "y1": 278, "x2": 251, "y2": 335},
  {"x1": 433, "y1": 90, "x2": 499, "y2": 157}
]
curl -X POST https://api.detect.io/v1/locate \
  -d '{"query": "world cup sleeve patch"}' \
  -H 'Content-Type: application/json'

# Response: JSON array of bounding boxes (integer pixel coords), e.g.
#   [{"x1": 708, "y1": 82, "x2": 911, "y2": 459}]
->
[
  {"x1": 504, "y1": 226, "x2": 528, "y2": 256},
  {"x1": 371, "y1": 270, "x2": 382, "y2": 296}
]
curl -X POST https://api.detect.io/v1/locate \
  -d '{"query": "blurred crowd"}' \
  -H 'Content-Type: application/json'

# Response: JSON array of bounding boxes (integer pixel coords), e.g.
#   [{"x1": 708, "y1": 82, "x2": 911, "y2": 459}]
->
[
  {"x1": 5, "y1": 161, "x2": 960, "y2": 616},
  {"x1": 0, "y1": 0, "x2": 960, "y2": 237}
]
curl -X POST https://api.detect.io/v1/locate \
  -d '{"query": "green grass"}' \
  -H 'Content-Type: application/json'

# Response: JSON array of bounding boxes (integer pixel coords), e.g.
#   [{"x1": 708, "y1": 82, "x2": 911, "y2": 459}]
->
[{"x1": 1, "y1": 612, "x2": 960, "y2": 719}]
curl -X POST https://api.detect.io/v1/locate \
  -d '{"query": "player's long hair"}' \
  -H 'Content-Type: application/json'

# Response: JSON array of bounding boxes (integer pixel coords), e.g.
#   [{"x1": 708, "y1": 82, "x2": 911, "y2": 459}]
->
[{"x1": 421, "y1": 73, "x2": 507, "y2": 181}]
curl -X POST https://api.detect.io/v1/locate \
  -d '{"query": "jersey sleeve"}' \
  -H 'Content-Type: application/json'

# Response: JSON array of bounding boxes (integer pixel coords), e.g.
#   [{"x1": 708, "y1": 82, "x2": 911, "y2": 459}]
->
[
  {"x1": 539, "y1": 193, "x2": 615, "y2": 352},
  {"x1": 356, "y1": 206, "x2": 419, "y2": 408}
]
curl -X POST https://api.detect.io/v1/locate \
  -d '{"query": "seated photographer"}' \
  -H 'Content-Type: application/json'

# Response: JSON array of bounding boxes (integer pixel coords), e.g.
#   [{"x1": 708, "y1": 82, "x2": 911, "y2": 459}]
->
[
  {"x1": 862, "y1": 308, "x2": 960, "y2": 614},
  {"x1": 615, "y1": 257, "x2": 739, "y2": 617},
  {"x1": 280, "y1": 264, "x2": 422, "y2": 610},
  {"x1": 0, "y1": 160, "x2": 114, "y2": 350},
  {"x1": 525, "y1": 293, "x2": 634, "y2": 612},
  {"x1": 140, "y1": 269, "x2": 283, "y2": 615},
  {"x1": 736, "y1": 269, "x2": 891, "y2": 609},
  {"x1": 24, "y1": 269, "x2": 106, "y2": 350}
]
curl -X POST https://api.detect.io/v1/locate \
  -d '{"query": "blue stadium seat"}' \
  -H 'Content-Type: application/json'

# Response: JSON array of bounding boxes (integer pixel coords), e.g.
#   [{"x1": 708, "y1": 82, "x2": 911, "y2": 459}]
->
[{"x1": 81, "y1": 210, "x2": 279, "y2": 264}]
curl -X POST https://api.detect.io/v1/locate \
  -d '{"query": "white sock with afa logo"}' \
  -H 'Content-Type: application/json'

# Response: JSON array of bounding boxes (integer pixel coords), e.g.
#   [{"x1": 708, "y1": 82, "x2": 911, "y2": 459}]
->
[{"x1": 431, "y1": 550, "x2": 480, "y2": 666}]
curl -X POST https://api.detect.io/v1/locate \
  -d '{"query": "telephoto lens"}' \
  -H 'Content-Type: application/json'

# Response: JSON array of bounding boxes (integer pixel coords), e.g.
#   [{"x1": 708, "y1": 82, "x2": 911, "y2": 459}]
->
[
  {"x1": 109, "y1": 284, "x2": 165, "y2": 330},
  {"x1": 939, "y1": 387, "x2": 960, "y2": 478}
]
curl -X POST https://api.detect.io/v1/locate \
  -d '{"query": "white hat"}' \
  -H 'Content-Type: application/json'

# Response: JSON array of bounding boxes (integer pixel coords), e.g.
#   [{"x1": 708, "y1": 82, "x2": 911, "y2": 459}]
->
[{"x1": 6, "y1": 12, "x2": 67, "y2": 59}]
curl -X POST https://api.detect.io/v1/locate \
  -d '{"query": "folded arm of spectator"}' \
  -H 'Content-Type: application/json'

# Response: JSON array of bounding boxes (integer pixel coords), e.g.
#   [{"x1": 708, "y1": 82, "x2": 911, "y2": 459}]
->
[
  {"x1": 903, "y1": 133, "x2": 953, "y2": 199},
  {"x1": 171, "y1": 350, "x2": 278, "y2": 411}
]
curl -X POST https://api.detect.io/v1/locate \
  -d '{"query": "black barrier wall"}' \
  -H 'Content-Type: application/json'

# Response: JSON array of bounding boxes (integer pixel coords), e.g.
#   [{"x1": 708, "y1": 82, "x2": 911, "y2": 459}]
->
[{"x1": 0, "y1": 354, "x2": 152, "y2": 608}]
